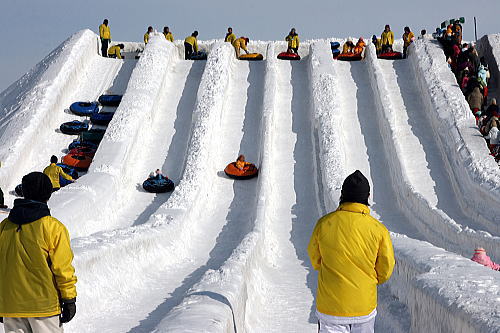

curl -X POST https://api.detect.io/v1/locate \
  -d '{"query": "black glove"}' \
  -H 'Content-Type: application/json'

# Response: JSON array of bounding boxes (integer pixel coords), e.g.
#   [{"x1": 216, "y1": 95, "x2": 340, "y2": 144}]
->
[{"x1": 60, "y1": 298, "x2": 76, "y2": 324}]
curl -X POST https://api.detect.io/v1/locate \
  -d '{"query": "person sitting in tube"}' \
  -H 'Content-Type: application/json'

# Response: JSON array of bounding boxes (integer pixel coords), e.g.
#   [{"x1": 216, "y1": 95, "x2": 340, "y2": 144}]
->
[
  {"x1": 235, "y1": 155, "x2": 254, "y2": 171},
  {"x1": 149, "y1": 169, "x2": 166, "y2": 180}
]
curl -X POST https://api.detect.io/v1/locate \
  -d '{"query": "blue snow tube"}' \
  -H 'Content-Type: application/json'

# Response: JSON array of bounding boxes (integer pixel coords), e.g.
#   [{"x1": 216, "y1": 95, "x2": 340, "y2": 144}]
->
[
  {"x1": 142, "y1": 177, "x2": 175, "y2": 193},
  {"x1": 60, "y1": 121, "x2": 89, "y2": 135},
  {"x1": 69, "y1": 102, "x2": 99, "y2": 116},
  {"x1": 90, "y1": 112, "x2": 114, "y2": 125},
  {"x1": 189, "y1": 51, "x2": 208, "y2": 60},
  {"x1": 68, "y1": 140, "x2": 99, "y2": 151},
  {"x1": 98, "y1": 95, "x2": 122, "y2": 107},
  {"x1": 330, "y1": 42, "x2": 341, "y2": 50},
  {"x1": 57, "y1": 163, "x2": 79, "y2": 187},
  {"x1": 332, "y1": 49, "x2": 341, "y2": 58}
]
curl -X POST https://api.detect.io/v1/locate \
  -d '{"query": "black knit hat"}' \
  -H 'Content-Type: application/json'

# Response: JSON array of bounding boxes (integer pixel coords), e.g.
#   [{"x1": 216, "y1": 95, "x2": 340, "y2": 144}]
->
[
  {"x1": 22, "y1": 172, "x2": 53, "y2": 203},
  {"x1": 340, "y1": 170, "x2": 370, "y2": 205}
]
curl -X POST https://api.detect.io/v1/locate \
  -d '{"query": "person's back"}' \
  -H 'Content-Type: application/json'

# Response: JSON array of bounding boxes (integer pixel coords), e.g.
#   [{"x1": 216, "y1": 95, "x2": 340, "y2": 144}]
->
[
  {"x1": 467, "y1": 87, "x2": 483, "y2": 111},
  {"x1": 108, "y1": 44, "x2": 124, "y2": 59},
  {"x1": 43, "y1": 156, "x2": 73, "y2": 190}
]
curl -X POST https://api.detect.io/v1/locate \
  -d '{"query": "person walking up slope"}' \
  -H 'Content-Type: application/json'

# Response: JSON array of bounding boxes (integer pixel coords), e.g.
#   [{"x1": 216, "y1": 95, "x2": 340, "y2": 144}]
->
[
  {"x1": 43, "y1": 156, "x2": 73, "y2": 191},
  {"x1": 0, "y1": 172, "x2": 77, "y2": 332},
  {"x1": 99, "y1": 19, "x2": 111, "y2": 57},
  {"x1": 308, "y1": 170, "x2": 395, "y2": 333}
]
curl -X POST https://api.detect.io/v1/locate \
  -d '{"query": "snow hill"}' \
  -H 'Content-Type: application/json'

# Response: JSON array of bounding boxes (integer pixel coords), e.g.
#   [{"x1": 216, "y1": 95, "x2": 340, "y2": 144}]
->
[{"x1": 0, "y1": 29, "x2": 499, "y2": 332}]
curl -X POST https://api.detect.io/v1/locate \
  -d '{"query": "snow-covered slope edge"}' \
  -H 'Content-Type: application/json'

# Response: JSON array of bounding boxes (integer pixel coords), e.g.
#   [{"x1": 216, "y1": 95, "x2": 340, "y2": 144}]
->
[
  {"x1": 364, "y1": 44, "x2": 500, "y2": 258},
  {"x1": 151, "y1": 42, "x2": 275, "y2": 333},
  {"x1": 477, "y1": 34, "x2": 500, "y2": 93},
  {"x1": 409, "y1": 40, "x2": 500, "y2": 236},
  {"x1": 0, "y1": 29, "x2": 97, "y2": 191},
  {"x1": 48, "y1": 35, "x2": 175, "y2": 237},
  {"x1": 66, "y1": 43, "x2": 233, "y2": 332}
]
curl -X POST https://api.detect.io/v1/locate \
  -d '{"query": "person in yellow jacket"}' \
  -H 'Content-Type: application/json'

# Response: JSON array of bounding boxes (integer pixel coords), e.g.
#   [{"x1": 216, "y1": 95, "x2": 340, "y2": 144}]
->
[
  {"x1": 43, "y1": 156, "x2": 73, "y2": 191},
  {"x1": 371, "y1": 35, "x2": 382, "y2": 55},
  {"x1": 163, "y1": 26, "x2": 173, "y2": 42},
  {"x1": 354, "y1": 37, "x2": 366, "y2": 55},
  {"x1": 341, "y1": 38, "x2": 355, "y2": 54},
  {"x1": 184, "y1": 31, "x2": 199, "y2": 60},
  {"x1": 308, "y1": 170, "x2": 395, "y2": 332},
  {"x1": 108, "y1": 43, "x2": 125, "y2": 59},
  {"x1": 144, "y1": 26, "x2": 153, "y2": 44},
  {"x1": 402, "y1": 26, "x2": 415, "y2": 58},
  {"x1": 225, "y1": 27, "x2": 236, "y2": 44},
  {"x1": 99, "y1": 19, "x2": 111, "y2": 57},
  {"x1": 0, "y1": 172, "x2": 77, "y2": 332},
  {"x1": 381, "y1": 24, "x2": 394, "y2": 53},
  {"x1": 233, "y1": 37, "x2": 249, "y2": 58},
  {"x1": 286, "y1": 28, "x2": 300, "y2": 54}
]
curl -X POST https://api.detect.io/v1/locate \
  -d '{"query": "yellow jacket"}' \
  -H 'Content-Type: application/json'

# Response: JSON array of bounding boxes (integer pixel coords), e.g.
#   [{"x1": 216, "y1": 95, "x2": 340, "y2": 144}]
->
[
  {"x1": 225, "y1": 33, "x2": 236, "y2": 44},
  {"x1": 232, "y1": 38, "x2": 248, "y2": 51},
  {"x1": 0, "y1": 200, "x2": 77, "y2": 317},
  {"x1": 108, "y1": 45, "x2": 123, "y2": 59},
  {"x1": 381, "y1": 30, "x2": 394, "y2": 45},
  {"x1": 185, "y1": 36, "x2": 198, "y2": 52},
  {"x1": 144, "y1": 32, "x2": 150, "y2": 44},
  {"x1": 342, "y1": 43, "x2": 354, "y2": 54},
  {"x1": 308, "y1": 202, "x2": 395, "y2": 316},
  {"x1": 43, "y1": 163, "x2": 73, "y2": 189},
  {"x1": 99, "y1": 24, "x2": 111, "y2": 40},
  {"x1": 286, "y1": 34, "x2": 300, "y2": 49},
  {"x1": 164, "y1": 32, "x2": 174, "y2": 42},
  {"x1": 403, "y1": 31, "x2": 415, "y2": 47}
]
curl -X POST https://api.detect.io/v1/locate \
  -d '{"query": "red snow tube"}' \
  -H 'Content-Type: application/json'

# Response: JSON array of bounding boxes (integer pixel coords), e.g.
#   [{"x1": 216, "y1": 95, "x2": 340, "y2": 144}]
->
[
  {"x1": 68, "y1": 146, "x2": 97, "y2": 158},
  {"x1": 277, "y1": 52, "x2": 301, "y2": 61},
  {"x1": 336, "y1": 53, "x2": 363, "y2": 61},
  {"x1": 377, "y1": 51, "x2": 403, "y2": 60},
  {"x1": 62, "y1": 153, "x2": 93, "y2": 171},
  {"x1": 224, "y1": 162, "x2": 259, "y2": 180}
]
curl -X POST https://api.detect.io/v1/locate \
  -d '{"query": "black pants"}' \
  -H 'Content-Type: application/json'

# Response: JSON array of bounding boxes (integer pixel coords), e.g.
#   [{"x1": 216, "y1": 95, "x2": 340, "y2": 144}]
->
[
  {"x1": 101, "y1": 39, "x2": 110, "y2": 57},
  {"x1": 184, "y1": 42, "x2": 193, "y2": 60},
  {"x1": 382, "y1": 44, "x2": 392, "y2": 53},
  {"x1": 0, "y1": 186, "x2": 4, "y2": 206},
  {"x1": 403, "y1": 45, "x2": 408, "y2": 58}
]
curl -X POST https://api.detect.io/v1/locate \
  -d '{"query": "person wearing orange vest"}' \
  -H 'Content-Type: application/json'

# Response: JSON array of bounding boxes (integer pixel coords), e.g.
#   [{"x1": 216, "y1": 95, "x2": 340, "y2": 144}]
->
[
  {"x1": 99, "y1": 19, "x2": 111, "y2": 57},
  {"x1": 308, "y1": 170, "x2": 395, "y2": 333},
  {"x1": 354, "y1": 37, "x2": 366, "y2": 55}
]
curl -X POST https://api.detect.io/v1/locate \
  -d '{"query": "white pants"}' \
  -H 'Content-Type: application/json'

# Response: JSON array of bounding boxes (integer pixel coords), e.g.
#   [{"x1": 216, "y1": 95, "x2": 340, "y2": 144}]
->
[
  {"x1": 318, "y1": 317, "x2": 375, "y2": 333},
  {"x1": 3, "y1": 316, "x2": 63, "y2": 333}
]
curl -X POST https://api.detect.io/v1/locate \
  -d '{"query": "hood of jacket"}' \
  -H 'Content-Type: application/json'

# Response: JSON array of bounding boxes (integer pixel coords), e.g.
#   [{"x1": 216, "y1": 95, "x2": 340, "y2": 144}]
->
[{"x1": 8, "y1": 198, "x2": 51, "y2": 227}]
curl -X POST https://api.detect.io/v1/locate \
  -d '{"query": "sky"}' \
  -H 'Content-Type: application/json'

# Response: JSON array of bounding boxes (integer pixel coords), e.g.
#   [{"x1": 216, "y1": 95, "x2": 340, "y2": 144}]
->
[{"x1": 1, "y1": 0, "x2": 499, "y2": 92}]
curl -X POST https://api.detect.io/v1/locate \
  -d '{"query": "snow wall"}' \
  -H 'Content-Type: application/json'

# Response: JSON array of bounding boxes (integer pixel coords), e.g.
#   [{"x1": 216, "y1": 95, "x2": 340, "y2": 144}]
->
[{"x1": 477, "y1": 34, "x2": 500, "y2": 95}]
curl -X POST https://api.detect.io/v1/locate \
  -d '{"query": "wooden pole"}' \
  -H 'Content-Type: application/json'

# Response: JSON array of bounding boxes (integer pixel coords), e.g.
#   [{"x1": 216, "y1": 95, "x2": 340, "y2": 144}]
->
[{"x1": 474, "y1": 16, "x2": 478, "y2": 42}]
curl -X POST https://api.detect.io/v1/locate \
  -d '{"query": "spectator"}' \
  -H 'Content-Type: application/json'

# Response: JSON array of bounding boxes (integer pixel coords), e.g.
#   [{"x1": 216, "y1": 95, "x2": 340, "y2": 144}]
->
[
  {"x1": 471, "y1": 248, "x2": 500, "y2": 271},
  {"x1": 144, "y1": 26, "x2": 154, "y2": 44},
  {"x1": 467, "y1": 87, "x2": 484, "y2": 116},
  {"x1": 163, "y1": 26, "x2": 173, "y2": 42},
  {"x1": 225, "y1": 27, "x2": 236, "y2": 44}
]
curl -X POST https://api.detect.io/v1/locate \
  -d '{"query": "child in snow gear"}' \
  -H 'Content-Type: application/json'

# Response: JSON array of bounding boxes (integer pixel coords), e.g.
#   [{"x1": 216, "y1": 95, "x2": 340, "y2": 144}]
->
[
  {"x1": 381, "y1": 24, "x2": 394, "y2": 53},
  {"x1": 163, "y1": 26, "x2": 173, "y2": 42},
  {"x1": 43, "y1": 156, "x2": 73, "y2": 191},
  {"x1": 471, "y1": 248, "x2": 500, "y2": 271},
  {"x1": 233, "y1": 37, "x2": 250, "y2": 58},
  {"x1": 144, "y1": 26, "x2": 154, "y2": 44},
  {"x1": 402, "y1": 26, "x2": 415, "y2": 58},
  {"x1": 149, "y1": 169, "x2": 166, "y2": 180},
  {"x1": 286, "y1": 28, "x2": 300, "y2": 54},
  {"x1": 184, "y1": 31, "x2": 199, "y2": 60},
  {"x1": 353, "y1": 37, "x2": 366, "y2": 54},
  {"x1": 99, "y1": 19, "x2": 111, "y2": 57},
  {"x1": 308, "y1": 170, "x2": 395, "y2": 333},
  {"x1": 0, "y1": 172, "x2": 77, "y2": 331},
  {"x1": 341, "y1": 38, "x2": 355, "y2": 54},
  {"x1": 236, "y1": 155, "x2": 252, "y2": 170},
  {"x1": 108, "y1": 44, "x2": 125, "y2": 59},
  {"x1": 225, "y1": 27, "x2": 236, "y2": 44}
]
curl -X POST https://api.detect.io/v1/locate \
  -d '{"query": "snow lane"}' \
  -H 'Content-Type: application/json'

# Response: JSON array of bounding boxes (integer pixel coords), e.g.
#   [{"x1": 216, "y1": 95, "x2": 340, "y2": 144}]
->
[{"x1": 251, "y1": 59, "x2": 318, "y2": 332}]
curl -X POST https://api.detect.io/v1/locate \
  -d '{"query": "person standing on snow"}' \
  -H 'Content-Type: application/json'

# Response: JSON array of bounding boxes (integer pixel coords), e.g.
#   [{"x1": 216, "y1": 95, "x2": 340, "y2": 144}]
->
[
  {"x1": 0, "y1": 172, "x2": 77, "y2": 331},
  {"x1": 233, "y1": 37, "x2": 250, "y2": 58},
  {"x1": 99, "y1": 19, "x2": 111, "y2": 57},
  {"x1": 402, "y1": 26, "x2": 415, "y2": 58},
  {"x1": 43, "y1": 156, "x2": 73, "y2": 191},
  {"x1": 286, "y1": 28, "x2": 300, "y2": 54},
  {"x1": 225, "y1": 27, "x2": 236, "y2": 44},
  {"x1": 308, "y1": 170, "x2": 395, "y2": 333},
  {"x1": 184, "y1": 31, "x2": 199, "y2": 60},
  {"x1": 163, "y1": 26, "x2": 174, "y2": 42},
  {"x1": 381, "y1": 24, "x2": 394, "y2": 53},
  {"x1": 144, "y1": 26, "x2": 154, "y2": 44}
]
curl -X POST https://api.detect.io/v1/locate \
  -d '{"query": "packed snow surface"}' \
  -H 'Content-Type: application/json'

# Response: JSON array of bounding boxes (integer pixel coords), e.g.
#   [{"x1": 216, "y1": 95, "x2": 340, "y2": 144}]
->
[{"x1": 0, "y1": 30, "x2": 499, "y2": 332}]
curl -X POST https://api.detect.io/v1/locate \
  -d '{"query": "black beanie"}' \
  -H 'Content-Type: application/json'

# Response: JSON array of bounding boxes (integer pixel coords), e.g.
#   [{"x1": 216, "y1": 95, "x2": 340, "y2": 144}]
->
[
  {"x1": 22, "y1": 172, "x2": 53, "y2": 203},
  {"x1": 340, "y1": 170, "x2": 370, "y2": 205}
]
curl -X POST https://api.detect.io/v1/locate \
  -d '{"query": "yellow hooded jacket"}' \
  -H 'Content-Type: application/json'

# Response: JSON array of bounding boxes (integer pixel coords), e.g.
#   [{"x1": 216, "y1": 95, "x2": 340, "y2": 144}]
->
[
  {"x1": 99, "y1": 24, "x2": 111, "y2": 40},
  {"x1": 308, "y1": 202, "x2": 395, "y2": 317},
  {"x1": 225, "y1": 32, "x2": 236, "y2": 44},
  {"x1": 381, "y1": 30, "x2": 394, "y2": 45},
  {"x1": 43, "y1": 163, "x2": 72, "y2": 189},
  {"x1": 232, "y1": 38, "x2": 248, "y2": 51},
  {"x1": 403, "y1": 31, "x2": 415, "y2": 47},
  {"x1": 0, "y1": 202, "x2": 77, "y2": 317},
  {"x1": 164, "y1": 32, "x2": 174, "y2": 42},
  {"x1": 108, "y1": 45, "x2": 123, "y2": 59},
  {"x1": 184, "y1": 36, "x2": 198, "y2": 52},
  {"x1": 286, "y1": 34, "x2": 300, "y2": 49}
]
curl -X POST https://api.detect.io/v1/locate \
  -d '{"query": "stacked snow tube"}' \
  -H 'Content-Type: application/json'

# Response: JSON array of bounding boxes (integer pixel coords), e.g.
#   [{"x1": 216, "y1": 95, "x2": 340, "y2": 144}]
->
[
  {"x1": 90, "y1": 112, "x2": 114, "y2": 125},
  {"x1": 98, "y1": 94, "x2": 122, "y2": 107},
  {"x1": 239, "y1": 53, "x2": 264, "y2": 61},
  {"x1": 378, "y1": 51, "x2": 403, "y2": 60},
  {"x1": 142, "y1": 177, "x2": 175, "y2": 193},
  {"x1": 80, "y1": 128, "x2": 106, "y2": 144},
  {"x1": 62, "y1": 153, "x2": 93, "y2": 171},
  {"x1": 277, "y1": 52, "x2": 301, "y2": 60},
  {"x1": 224, "y1": 162, "x2": 259, "y2": 180},
  {"x1": 60, "y1": 120, "x2": 89, "y2": 135},
  {"x1": 331, "y1": 42, "x2": 341, "y2": 58},
  {"x1": 69, "y1": 102, "x2": 99, "y2": 116},
  {"x1": 68, "y1": 146, "x2": 97, "y2": 158},
  {"x1": 189, "y1": 51, "x2": 208, "y2": 60},
  {"x1": 68, "y1": 140, "x2": 98, "y2": 151}
]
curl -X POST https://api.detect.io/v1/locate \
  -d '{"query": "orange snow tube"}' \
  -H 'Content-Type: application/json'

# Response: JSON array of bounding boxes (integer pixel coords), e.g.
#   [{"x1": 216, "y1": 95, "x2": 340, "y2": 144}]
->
[
  {"x1": 336, "y1": 53, "x2": 363, "y2": 61},
  {"x1": 62, "y1": 153, "x2": 93, "y2": 171},
  {"x1": 224, "y1": 162, "x2": 259, "y2": 180},
  {"x1": 239, "y1": 53, "x2": 264, "y2": 61}
]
